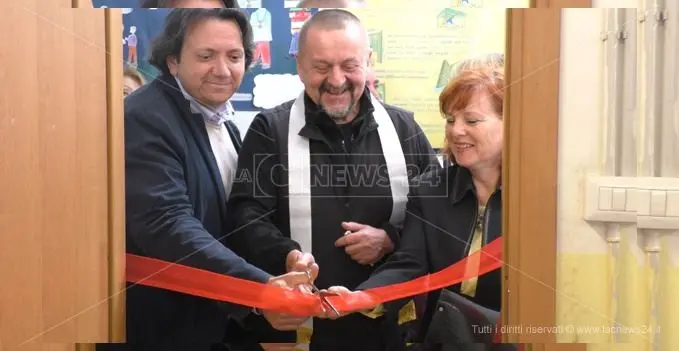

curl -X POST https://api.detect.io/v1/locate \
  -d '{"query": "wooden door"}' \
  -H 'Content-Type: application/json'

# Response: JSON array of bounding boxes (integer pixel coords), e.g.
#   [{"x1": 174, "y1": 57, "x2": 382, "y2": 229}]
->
[
  {"x1": 503, "y1": 1, "x2": 588, "y2": 350},
  {"x1": 0, "y1": 3, "x2": 124, "y2": 350}
]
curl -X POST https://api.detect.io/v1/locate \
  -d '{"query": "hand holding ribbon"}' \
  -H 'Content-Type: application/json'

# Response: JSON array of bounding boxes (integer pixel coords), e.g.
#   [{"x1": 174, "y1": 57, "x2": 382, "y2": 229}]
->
[
  {"x1": 314, "y1": 286, "x2": 353, "y2": 319},
  {"x1": 261, "y1": 271, "x2": 313, "y2": 330}
]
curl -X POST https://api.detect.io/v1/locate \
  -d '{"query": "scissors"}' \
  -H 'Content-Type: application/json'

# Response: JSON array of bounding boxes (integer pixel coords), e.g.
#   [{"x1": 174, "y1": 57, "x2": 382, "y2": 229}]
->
[{"x1": 305, "y1": 269, "x2": 340, "y2": 316}]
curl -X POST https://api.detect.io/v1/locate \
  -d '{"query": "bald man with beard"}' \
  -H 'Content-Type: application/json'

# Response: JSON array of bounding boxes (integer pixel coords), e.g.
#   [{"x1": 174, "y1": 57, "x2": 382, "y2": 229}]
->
[{"x1": 225, "y1": 8, "x2": 438, "y2": 351}]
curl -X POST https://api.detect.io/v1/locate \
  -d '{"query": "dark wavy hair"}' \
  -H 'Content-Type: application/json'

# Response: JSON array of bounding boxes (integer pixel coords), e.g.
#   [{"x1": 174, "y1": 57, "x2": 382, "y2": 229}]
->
[{"x1": 148, "y1": 8, "x2": 254, "y2": 75}]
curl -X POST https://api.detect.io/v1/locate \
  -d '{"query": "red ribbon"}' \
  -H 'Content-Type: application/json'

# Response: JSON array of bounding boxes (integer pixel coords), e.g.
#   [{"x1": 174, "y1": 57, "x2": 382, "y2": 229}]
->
[{"x1": 126, "y1": 237, "x2": 503, "y2": 316}]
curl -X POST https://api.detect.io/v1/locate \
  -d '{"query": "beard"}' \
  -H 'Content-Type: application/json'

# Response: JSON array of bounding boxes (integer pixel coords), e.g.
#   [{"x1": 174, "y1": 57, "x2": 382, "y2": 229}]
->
[{"x1": 318, "y1": 79, "x2": 358, "y2": 122}]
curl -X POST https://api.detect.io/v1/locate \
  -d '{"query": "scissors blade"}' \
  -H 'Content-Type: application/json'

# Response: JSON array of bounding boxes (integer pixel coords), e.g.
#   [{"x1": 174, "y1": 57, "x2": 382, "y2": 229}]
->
[
  {"x1": 303, "y1": 269, "x2": 340, "y2": 316},
  {"x1": 319, "y1": 291, "x2": 340, "y2": 315},
  {"x1": 321, "y1": 296, "x2": 339, "y2": 315}
]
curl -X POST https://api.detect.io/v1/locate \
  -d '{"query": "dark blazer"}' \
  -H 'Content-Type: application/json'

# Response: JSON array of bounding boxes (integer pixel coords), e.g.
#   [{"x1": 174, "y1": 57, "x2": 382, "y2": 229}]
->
[
  {"x1": 98, "y1": 74, "x2": 271, "y2": 351},
  {"x1": 357, "y1": 164, "x2": 502, "y2": 341}
]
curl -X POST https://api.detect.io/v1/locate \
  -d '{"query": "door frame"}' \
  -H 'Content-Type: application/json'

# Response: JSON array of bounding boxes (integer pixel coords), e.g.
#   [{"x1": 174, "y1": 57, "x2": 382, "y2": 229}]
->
[
  {"x1": 72, "y1": 6, "x2": 123, "y2": 351},
  {"x1": 503, "y1": 0, "x2": 590, "y2": 349},
  {"x1": 104, "y1": 8, "x2": 126, "y2": 343}
]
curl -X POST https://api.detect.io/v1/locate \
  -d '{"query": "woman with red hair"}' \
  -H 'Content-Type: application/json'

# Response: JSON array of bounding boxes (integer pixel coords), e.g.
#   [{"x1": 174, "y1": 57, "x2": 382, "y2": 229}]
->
[{"x1": 323, "y1": 66, "x2": 510, "y2": 350}]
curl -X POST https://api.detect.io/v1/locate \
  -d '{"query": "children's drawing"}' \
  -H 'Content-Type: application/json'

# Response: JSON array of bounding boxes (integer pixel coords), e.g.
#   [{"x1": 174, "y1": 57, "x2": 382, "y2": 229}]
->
[
  {"x1": 437, "y1": 8, "x2": 466, "y2": 29},
  {"x1": 125, "y1": 26, "x2": 139, "y2": 67},
  {"x1": 436, "y1": 60, "x2": 453, "y2": 90},
  {"x1": 288, "y1": 8, "x2": 312, "y2": 57},
  {"x1": 251, "y1": 8, "x2": 273, "y2": 69}
]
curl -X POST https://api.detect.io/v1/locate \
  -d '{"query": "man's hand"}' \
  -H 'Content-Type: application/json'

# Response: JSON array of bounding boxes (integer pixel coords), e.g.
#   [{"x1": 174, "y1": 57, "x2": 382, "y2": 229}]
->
[
  {"x1": 285, "y1": 249, "x2": 319, "y2": 295},
  {"x1": 261, "y1": 271, "x2": 311, "y2": 331},
  {"x1": 334, "y1": 222, "x2": 394, "y2": 265},
  {"x1": 315, "y1": 285, "x2": 355, "y2": 320},
  {"x1": 326, "y1": 285, "x2": 352, "y2": 295},
  {"x1": 318, "y1": 286, "x2": 382, "y2": 320},
  {"x1": 259, "y1": 344, "x2": 297, "y2": 351},
  {"x1": 286, "y1": 249, "x2": 319, "y2": 280}
]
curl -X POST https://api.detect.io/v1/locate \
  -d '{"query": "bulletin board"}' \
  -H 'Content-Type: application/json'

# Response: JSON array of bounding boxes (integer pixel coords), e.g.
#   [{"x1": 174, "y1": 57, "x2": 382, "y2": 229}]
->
[
  {"x1": 92, "y1": 0, "x2": 531, "y2": 147},
  {"x1": 351, "y1": 4, "x2": 511, "y2": 146}
]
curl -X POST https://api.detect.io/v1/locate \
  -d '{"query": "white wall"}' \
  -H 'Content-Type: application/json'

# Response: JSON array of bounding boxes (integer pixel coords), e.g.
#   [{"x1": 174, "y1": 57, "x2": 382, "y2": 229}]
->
[
  {"x1": 557, "y1": 4, "x2": 679, "y2": 349},
  {"x1": 558, "y1": 9, "x2": 608, "y2": 255},
  {"x1": 556, "y1": 10, "x2": 617, "y2": 343}
]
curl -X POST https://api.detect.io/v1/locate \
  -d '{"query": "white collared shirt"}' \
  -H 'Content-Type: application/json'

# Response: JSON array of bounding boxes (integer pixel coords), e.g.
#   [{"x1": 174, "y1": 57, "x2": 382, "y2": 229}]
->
[{"x1": 175, "y1": 77, "x2": 239, "y2": 198}]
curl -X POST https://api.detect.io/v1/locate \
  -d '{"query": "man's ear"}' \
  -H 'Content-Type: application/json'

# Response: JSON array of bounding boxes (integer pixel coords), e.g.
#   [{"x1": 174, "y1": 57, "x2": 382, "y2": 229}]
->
[{"x1": 166, "y1": 55, "x2": 179, "y2": 76}]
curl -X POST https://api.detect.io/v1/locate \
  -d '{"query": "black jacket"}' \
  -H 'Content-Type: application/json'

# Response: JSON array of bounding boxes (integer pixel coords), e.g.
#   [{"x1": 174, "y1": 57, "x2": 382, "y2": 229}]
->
[
  {"x1": 99, "y1": 74, "x2": 271, "y2": 351},
  {"x1": 357, "y1": 164, "x2": 502, "y2": 340},
  {"x1": 225, "y1": 89, "x2": 439, "y2": 350}
]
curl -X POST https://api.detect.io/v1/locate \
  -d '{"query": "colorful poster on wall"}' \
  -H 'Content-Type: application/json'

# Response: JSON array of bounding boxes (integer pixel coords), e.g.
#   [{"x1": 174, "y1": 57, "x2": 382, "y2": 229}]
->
[
  {"x1": 350, "y1": 5, "x2": 509, "y2": 147},
  {"x1": 236, "y1": 6, "x2": 317, "y2": 112},
  {"x1": 356, "y1": 0, "x2": 529, "y2": 7},
  {"x1": 93, "y1": 0, "x2": 169, "y2": 80},
  {"x1": 93, "y1": 0, "x2": 316, "y2": 113},
  {"x1": 93, "y1": 0, "x2": 528, "y2": 146}
]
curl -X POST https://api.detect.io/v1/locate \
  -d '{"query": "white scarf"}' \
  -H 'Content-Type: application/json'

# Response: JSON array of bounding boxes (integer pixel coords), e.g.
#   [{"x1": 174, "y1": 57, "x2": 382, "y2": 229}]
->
[{"x1": 286, "y1": 92, "x2": 409, "y2": 348}]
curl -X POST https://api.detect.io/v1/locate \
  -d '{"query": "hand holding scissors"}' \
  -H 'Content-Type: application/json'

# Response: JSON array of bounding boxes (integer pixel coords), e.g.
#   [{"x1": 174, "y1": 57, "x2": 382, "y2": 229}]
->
[{"x1": 306, "y1": 278, "x2": 341, "y2": 318}]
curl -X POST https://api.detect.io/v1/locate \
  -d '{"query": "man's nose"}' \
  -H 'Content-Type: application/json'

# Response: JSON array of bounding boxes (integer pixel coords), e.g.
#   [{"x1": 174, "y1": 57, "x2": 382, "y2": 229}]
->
[
  {"x1": 327, "y1": 66, "x2": 346, "y2": 87},
  {"x1": 212, "y1": 58, "x2": 231, "y2": 78}
]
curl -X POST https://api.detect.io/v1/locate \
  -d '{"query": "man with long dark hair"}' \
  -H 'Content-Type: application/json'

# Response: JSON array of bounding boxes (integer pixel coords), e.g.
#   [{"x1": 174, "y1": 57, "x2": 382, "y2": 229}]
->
[{"x1": 97, "y1": 9, "x2": 314, "y2": 351}]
